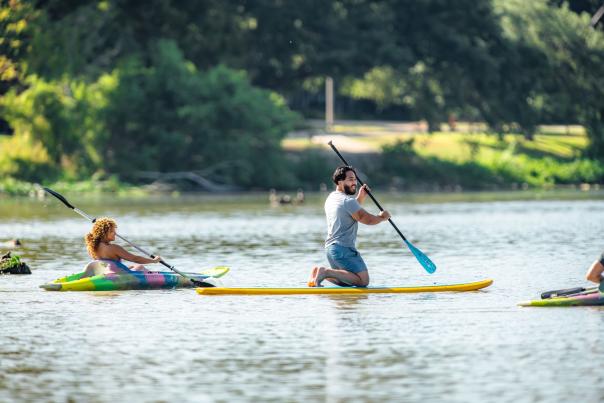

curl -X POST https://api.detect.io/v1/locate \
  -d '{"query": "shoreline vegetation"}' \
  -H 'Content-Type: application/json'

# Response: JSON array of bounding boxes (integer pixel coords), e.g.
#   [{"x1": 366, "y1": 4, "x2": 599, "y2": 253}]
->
[
  {"x1": 2, "y1": 1, "x2": 603, "y2": 198},
  {"x1": 2, "y1": 121, "x2": 602, "y2": 197}
]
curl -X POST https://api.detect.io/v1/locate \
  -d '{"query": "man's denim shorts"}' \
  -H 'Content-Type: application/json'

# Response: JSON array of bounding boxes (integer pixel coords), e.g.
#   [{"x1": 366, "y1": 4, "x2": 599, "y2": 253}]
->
[{"x1": 326, "y1": 244, "x2": 368, "y2": 274}]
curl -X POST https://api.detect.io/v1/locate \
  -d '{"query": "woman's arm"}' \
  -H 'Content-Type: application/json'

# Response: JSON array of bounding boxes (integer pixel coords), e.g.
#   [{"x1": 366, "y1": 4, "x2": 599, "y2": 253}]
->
[{"x1": 110, "y1": 244, "x2": 161, "y2": 265}]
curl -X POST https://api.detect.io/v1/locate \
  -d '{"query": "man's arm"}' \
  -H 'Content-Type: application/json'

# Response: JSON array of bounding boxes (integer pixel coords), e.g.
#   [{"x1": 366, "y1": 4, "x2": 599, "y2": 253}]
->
[
  {"x1": 356, "y1": 184, "x2": 369, "y2": 204},
  {"x1": 352, "y1": 208, "x2": 390, "y2": 225}
]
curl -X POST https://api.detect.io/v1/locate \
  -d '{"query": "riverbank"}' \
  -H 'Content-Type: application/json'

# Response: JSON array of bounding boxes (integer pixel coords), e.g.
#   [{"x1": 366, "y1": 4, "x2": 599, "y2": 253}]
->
[
  {"x1": 2, "y1": 189, "x2": 603, "y2": 222},
  {"x1": 2, "y1": 121, "x2": 603, "y2": 196},
  {"x1": 0, "y1": 176, "x2": 148, "y2": 198},
  {"x1": 284, "y1": 121, "x2": 604, "y2": 190}
]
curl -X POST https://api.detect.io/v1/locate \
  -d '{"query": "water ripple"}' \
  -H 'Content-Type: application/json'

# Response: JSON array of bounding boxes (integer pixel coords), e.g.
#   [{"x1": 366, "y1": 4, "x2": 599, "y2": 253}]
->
[{"x1": 1, "y1": 194, "x2": 604, "y2": 402}]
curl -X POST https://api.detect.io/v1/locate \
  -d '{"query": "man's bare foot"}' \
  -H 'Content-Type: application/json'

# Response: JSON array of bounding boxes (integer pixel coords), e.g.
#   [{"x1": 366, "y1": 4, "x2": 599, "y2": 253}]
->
[
  {"x1": 307, "y1": 265, "x2": 319, "y2": 287},
  {"x1": 308, "y1": 266, "x2": 326, "y2": 287},
  {"x1": 307, "y1": 266, "x2": 319, "y2": 286}
]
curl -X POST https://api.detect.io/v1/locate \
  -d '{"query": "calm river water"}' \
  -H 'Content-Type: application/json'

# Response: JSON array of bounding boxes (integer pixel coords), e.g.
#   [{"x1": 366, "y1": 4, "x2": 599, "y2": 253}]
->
[{"x1": 1, "y1": 191, "x2": 604, "y2": 402}]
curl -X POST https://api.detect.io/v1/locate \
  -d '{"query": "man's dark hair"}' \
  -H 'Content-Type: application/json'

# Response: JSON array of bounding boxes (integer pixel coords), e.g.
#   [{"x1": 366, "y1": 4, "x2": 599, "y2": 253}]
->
[{"x1": 332, "y1": 165, "x2": 356, "y2": 185}]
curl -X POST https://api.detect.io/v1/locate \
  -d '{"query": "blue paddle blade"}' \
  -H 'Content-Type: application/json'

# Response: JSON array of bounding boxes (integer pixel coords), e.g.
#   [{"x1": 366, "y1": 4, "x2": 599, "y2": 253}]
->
[{"x1": 404, "y1": 240, "x2": 437, "y2": 274}]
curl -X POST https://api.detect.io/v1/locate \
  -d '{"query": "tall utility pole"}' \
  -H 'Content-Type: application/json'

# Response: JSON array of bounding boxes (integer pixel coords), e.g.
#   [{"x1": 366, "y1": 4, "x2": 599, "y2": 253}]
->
[{"x1": 325, "y1": 76, "x2": 334, "y2": 131}]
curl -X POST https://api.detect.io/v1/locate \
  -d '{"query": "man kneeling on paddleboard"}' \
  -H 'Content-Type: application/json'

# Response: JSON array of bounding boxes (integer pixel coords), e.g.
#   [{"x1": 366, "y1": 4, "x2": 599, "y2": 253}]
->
[{"x1": 308, "y1": 166, "x2": 390, "y2": 287}]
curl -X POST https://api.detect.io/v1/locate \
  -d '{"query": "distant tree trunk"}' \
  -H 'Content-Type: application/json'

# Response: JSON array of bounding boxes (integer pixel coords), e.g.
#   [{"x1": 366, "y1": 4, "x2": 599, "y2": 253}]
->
[
  {"x1": 427, "y1": 119, "x2": 440, "y2": 133},
  {"x1": 521, "y1": 122, "x2": 537, "y2": 141},
  {"x1": 585, "y1": 113, "x2": 604, "y2": 159}
]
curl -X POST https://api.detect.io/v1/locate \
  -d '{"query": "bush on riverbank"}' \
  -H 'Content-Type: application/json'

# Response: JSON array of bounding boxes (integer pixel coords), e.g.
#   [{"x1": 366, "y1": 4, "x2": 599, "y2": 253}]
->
[
  {"x1": 373, "y1": 139, "x2": 604, "y2": 190},
  {"x1": 0, "y1": 176, "x2": 146, "y2": 197},
  {"x1": 3, "y1": 130, "x2": 603, "y2": 195},
  {"x1": 0, "y1": 252, "x2": 31, "y2": 275},
  {"x1": 0, "y1": 40, "x2": 300, "y2": 190}
]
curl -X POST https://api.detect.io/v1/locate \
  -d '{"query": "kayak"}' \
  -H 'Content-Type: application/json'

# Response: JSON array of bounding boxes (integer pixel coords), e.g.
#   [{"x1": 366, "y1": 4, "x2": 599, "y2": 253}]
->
[
  {"x1": 196, "y1": 278, "x2": 493, "y2": 295},
  {"x1": 40, "y1": 266, "x2": 229, "y2": 291},
  {"x1": 518, "y1": 289, "x2": 604, "y2": 307}
]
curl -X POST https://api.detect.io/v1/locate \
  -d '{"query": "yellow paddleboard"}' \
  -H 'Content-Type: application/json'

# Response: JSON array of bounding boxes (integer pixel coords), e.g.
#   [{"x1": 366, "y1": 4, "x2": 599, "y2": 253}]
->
[{"x1": 197, "y1": 279, "x2": 493, "y2": 295}]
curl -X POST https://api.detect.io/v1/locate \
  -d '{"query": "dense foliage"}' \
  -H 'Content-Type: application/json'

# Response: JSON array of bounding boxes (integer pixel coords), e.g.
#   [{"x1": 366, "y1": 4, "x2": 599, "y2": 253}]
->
[
  {"x1": 0, "y1": 0, "x2": 603, "y2": 190},
  {"x1": 374, "y1": 139, "x2": 604, "y2": 189}
]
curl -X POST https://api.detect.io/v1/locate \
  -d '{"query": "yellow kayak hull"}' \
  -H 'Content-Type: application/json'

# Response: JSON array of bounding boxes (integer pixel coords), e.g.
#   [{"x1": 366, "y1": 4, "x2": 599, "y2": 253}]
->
[{"x1": 197, "y1": 279, "x2": 493, "y2": 295}]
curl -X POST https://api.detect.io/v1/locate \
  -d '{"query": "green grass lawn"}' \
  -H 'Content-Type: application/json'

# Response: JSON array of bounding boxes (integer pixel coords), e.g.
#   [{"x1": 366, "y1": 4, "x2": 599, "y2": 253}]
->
[
  {"x1": 283, "y1": 122, "x2": 602, "y2": 189},
  {"x1": 284, "y1": 123, "x2": 589, "y2": 162}
]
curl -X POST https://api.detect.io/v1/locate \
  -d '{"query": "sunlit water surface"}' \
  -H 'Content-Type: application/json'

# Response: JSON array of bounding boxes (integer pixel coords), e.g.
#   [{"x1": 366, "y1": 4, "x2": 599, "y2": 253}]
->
[{"x1": 1, "y1": 192, "x2": 604, "y2": 402}]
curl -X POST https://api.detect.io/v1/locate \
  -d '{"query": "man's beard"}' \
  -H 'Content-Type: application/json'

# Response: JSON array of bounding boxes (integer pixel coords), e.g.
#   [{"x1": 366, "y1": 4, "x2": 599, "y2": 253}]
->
[{"x1": 343, "y1": 184, "x2": 356, "y2": 195}]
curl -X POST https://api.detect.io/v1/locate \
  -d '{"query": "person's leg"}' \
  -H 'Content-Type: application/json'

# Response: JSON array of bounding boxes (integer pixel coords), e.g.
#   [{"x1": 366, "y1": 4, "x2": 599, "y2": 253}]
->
[
  {"x1": 309, "y1": 245, "x2": 369, "y2": 287},
  {"x1": 586, "y1": 259, "x2": 604, "y2": 284},
  {"x1": 323, "y1": 276, "x2": 348, "y2": 286},
  {"x1": 83, "y1": 261, "x2": 110, "y2": 277},
  {"x1": 129, "y1": 264, "x2": 150, "y2": 272},
  {"x1": 308, "y1": 245, "x2": 339, "y2": 287},
  {"x1": 316, "y1": 267, "x2": 368, "y2": 286}
]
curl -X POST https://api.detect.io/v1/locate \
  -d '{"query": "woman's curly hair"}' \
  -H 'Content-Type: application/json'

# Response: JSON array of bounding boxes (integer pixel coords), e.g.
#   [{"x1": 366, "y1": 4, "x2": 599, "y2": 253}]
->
[{"x1": 85, "y1": 218, "x2": 116, "y2": 259}]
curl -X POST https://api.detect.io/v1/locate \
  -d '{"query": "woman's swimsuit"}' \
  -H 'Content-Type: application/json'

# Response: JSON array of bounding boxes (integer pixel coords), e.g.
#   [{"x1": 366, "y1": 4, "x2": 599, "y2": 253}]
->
[{"x1": 97, "y1": 259, "x2": 134, "y2": 273}]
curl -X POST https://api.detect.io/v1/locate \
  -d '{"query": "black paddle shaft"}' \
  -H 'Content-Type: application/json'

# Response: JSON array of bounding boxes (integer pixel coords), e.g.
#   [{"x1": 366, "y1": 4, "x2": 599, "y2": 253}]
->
[
  {"x1": 540, "y1": 286, "x2": 598, "y2": 299},
  {"x1": 328, "y1": 141, "x2": 408, "y2": 242}
]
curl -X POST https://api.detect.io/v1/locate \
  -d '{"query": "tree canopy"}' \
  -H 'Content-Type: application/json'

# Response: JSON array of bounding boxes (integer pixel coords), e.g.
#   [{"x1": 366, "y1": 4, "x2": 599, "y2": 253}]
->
[{"x1": 1, "y1": 0, "x2": 603, "y2": 188}]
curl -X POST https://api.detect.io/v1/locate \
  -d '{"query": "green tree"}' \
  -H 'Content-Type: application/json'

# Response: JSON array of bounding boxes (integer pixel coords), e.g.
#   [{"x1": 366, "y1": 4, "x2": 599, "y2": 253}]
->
[
  {"x1": 499, "y1": 0, "x2": 604, "y2": 156},
  {"x1": 0, "y1": 0, "x2": 38, "y2": 92},
  {"x1": 1, "y1": 74, "x2": 112, "y2": 178},
  {"x1": 101, "y1": 40, "x2": 300, "y2": 187}
]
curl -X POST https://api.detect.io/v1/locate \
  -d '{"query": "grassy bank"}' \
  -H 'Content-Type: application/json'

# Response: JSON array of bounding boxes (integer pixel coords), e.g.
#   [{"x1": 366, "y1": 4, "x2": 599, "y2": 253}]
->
[
  {"x1": 283, "y1": 122, "x2": 603, "y2": 190},
  {"x1": 2, "y1": 122, "x2": 603, "y2": 195},
  {"x1": 0, "y1": 176, "x2": 148, "y2": 197}
]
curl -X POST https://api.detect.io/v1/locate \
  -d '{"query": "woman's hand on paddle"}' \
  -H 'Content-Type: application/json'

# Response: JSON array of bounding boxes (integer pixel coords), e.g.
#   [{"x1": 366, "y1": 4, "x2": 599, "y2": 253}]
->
[{"x1": 151, "y1": 255, "x2": 162, "y2": 263}]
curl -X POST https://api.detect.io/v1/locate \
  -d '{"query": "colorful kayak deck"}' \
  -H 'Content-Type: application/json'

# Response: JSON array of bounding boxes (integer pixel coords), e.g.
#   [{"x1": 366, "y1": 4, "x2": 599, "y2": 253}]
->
[
  {"x1": 40, "y1": 266, "x2": 229, "y2": 291},
  {"x1": 196, "y1": 279, "x2": 493, "y2": 295},
  {"x1": 518, "y1": 290, "x2": 604, "y2": 307}
]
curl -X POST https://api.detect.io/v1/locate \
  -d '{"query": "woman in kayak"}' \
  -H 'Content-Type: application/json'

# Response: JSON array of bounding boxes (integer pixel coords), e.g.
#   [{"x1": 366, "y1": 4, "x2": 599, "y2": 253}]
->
[
  {"x1": 586, "y1": 252, "x2": 604, "y2": 285},
  {"x1": 83, "y1": 217, "x2": 161, "y2": 276}
]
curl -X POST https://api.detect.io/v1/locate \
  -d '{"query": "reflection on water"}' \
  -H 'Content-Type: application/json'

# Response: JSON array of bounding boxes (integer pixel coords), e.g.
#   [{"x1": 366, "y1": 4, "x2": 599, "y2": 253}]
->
[{"x1": 1, "y1": 191, "x2": 604, "y2": 402}]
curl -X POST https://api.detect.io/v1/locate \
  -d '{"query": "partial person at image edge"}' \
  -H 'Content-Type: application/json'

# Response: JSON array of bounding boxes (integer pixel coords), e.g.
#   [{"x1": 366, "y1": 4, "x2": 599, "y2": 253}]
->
[{"x1": 586, "y1": 252, "x2": 604, "y2": 286}]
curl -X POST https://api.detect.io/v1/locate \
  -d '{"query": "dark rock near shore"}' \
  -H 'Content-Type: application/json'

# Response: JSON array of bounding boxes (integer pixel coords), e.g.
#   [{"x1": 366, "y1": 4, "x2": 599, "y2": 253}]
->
[{"x1": 0, "y1": 251, "x2": 31, "y2": 274}]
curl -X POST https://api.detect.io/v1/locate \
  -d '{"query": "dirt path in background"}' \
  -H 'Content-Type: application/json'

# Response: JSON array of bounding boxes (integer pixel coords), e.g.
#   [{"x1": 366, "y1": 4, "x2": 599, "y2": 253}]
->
[
  {"x1": 310, "y1": 134, "x2": 380, "y2": 153},
  {"x1": 287, "y1": 119, "x2": 429, "y2": 153},
  {"x1": 287, "y1": 120, "x2": 585, "y2": 154}
]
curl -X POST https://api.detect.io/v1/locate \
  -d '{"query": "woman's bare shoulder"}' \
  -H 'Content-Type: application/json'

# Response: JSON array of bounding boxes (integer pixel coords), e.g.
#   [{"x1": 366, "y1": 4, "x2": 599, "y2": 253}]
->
[{"x1": 97, "y1": 243, "x2": 124, "y2": 258}]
